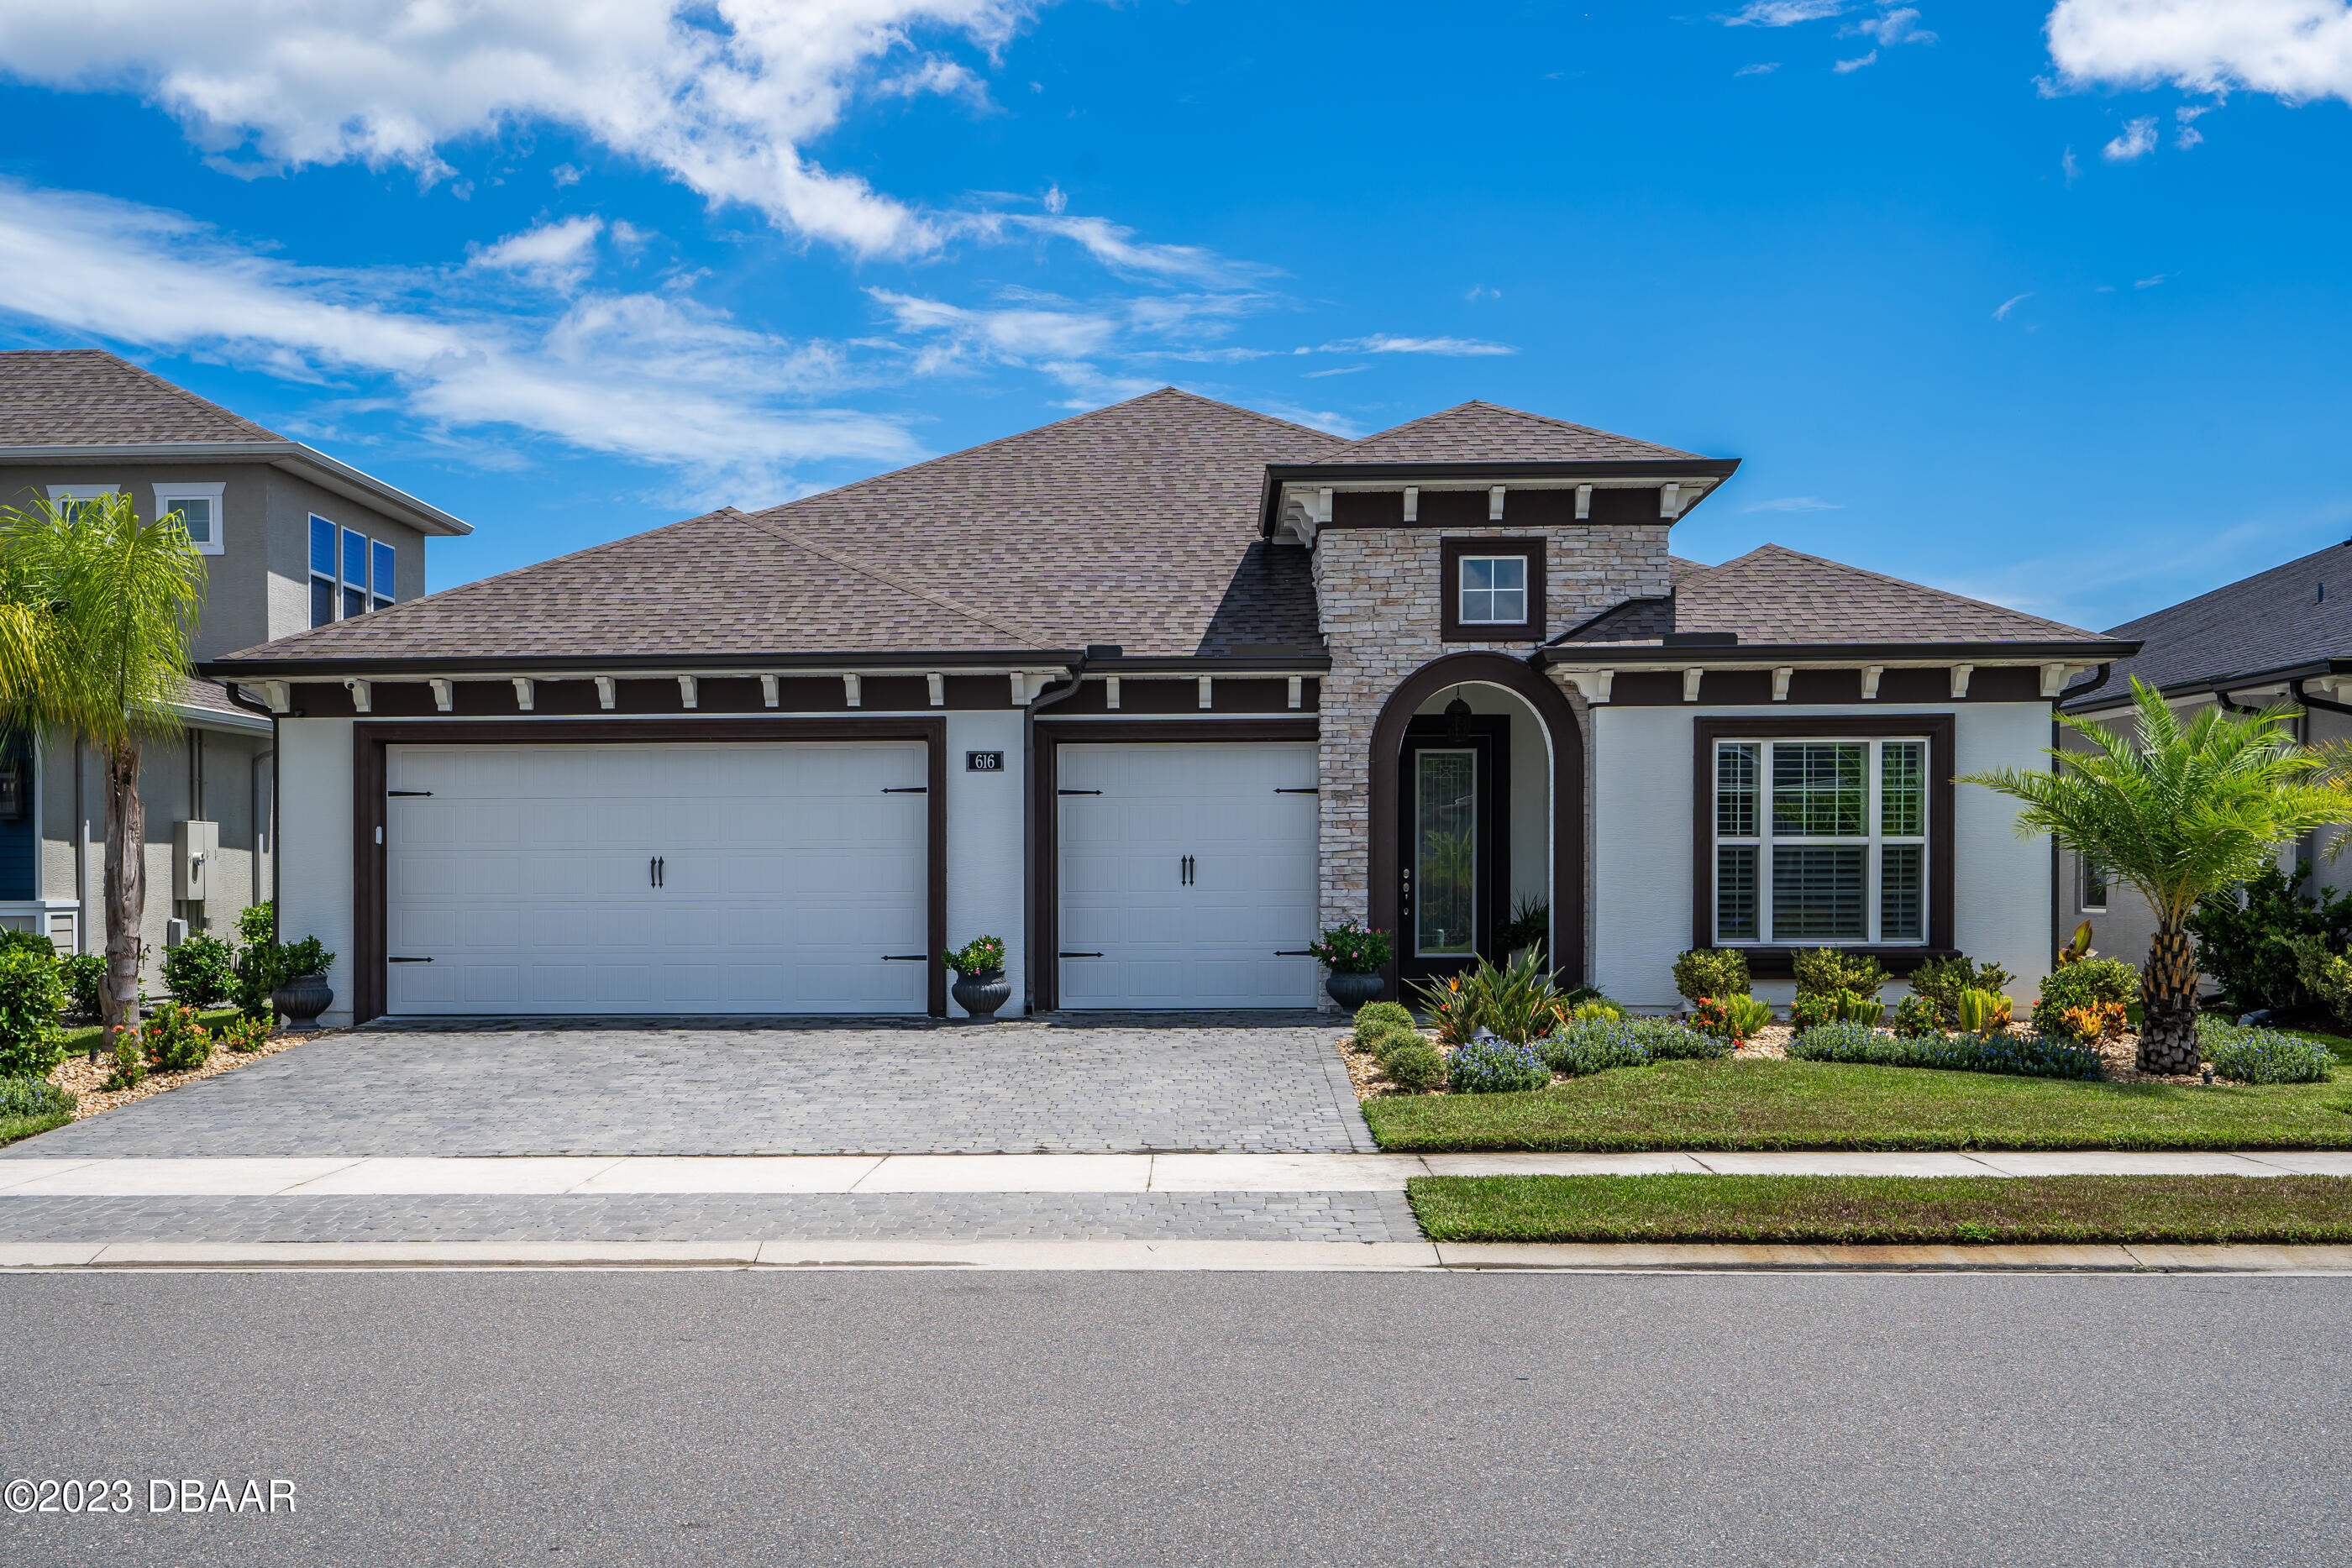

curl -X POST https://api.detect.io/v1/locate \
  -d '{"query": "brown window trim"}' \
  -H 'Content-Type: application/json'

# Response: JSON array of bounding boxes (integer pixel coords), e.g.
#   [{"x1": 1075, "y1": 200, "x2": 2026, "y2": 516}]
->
[
  {"x1": 1690, "y1": 715, "x2": 1956, "y2": 979},
  {"x1": 350, "y1": 717, "x2": 949, "y2": 1024},
  {"x1": 1028, "y1": 717, "x2": 1319, "y2": 1013},
  {"x1": 1439, "y1": 537, "x2": 1546, "y2": 642}
]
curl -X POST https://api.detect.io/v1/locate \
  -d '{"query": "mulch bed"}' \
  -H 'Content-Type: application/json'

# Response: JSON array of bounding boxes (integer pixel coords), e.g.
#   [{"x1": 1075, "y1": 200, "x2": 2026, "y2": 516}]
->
[{"x1": 45, "y1": 1025, "x2": 334, "y2": 1121}]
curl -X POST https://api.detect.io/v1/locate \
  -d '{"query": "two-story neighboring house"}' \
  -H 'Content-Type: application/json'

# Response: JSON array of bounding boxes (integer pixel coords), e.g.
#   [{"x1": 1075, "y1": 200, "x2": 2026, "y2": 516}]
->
[
  {"x1": 0, "y1": 349, "x2": 470, "y2": 973},
  {"x1": 206, "y1": 390, "x2": 2133, "y2": 1026}
]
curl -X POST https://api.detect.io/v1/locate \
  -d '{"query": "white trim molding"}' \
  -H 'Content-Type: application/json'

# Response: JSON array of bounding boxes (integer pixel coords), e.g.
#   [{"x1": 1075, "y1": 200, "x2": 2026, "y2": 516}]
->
[{"x1": 151, "y1": 480, "x2": 228, "y2": 557}]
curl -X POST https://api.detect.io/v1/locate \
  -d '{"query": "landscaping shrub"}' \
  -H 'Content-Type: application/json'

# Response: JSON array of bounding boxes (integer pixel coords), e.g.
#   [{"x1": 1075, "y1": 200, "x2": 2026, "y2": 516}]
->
[
  {"x1": 1569, "y1": 999, "x2": 1628, "y2": 1023},
  {"x1": 1691, "y1": 994, "x2": 1772, "y2": 1041},
  {"x1": 1357, "y1": 1023, "x2": 1420, "y2": 1062},
  {"x1": 0, "y1": 947, "x2": 67, "y2": 1079},
  {"x1": 1792, "y1": 947, "x2": 1889, "y2": 999},
  {"x1": 2187, "y1": 863, "x2": 2352, "y2": 1015},
  {"x1": 159, "y1": 932, "x2": 237, "y2": 1007},
  {"x1": 945, "y1": 934, "x2": 1006, "y2": 977},
  {"x1": 2046, "y1": 1001, "x2": 2129, "y2": 1047},
  {"x1": 1307, "y1": 920, "x2": 1392, "y2": 976},
  {"x1": 60, "y1": 952, "x2": 105, "y2": 1020},
  {"x1": 139, "y1": 1002, "x2": 213, "y2": 1072},
  {"x1": 1541, "y1": 1016, "x2": 1729, "y2": 1076},
  {"x1": 1956, "y1": 989, "x2": 2013, "y2": 1035},
  {"x1": 2288, "y1": 936, "x2": 2352, "y2": 1030},
  {"x1": 1377, "y1": 1036, "x2": 1445, "y2": 1093},
  {"x1": 2032, "y1": 958, "x2": 2139, "y2": 1037},
  {"x1": 1352, "y1": 1000, "x2": 1415, "y2": 1036},
  {"x1": 2198, "y1": 1017, "x2": 2335, "y2": 1085},
  {"x1": 1890, "y1": 994, "x2": 1941, "y2": 1037},
  {"x1": 102, "y1": 1036, "x2": 144, "y2": 1091},
  {"x1": 1793, "y1": 990, "x2": 1882, "y2": 1030},
  {"x1": 1672, "y1": 949, "x2": 1751, "y2": 1003},
  {"x1": 215, "y1": 1013, "x2": 273, "y2": 1054},
  {"x1": 1909, "y1": 955, "x2": 2017, "y2": 1027},
  {"x1": 1788, "y1": 1025, "x2": 2104, "y2": 1082},
  {"x1": 0, "y1": 1076, "x2": 74, "y2": 1120},
  {"x1": 1835, "y1": 991, "x2": 1887, "y2": 1026},
  {"x1": 0, "y1": 930, "x2": 58, "y2": 962},
  {"x1": 1414, "y1": 948, "x2": 1567, "y2": 1047},
  {"x1": 1447, "y1": 1038, "x2": 1551, "y2": 1094}
]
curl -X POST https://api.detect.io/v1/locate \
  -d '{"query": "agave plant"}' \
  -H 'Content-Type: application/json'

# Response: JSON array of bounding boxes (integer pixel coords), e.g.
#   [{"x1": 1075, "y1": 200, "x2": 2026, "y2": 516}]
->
[{"x1": 1410, "y1": 945, "x2": 1565, "y2": 1047}]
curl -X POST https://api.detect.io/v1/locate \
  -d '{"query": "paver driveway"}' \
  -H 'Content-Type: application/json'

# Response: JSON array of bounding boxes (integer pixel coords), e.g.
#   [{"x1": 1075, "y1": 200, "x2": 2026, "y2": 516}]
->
[{"x1": 9, "y1": 1015, "x2": 1373, "y2": 1157}]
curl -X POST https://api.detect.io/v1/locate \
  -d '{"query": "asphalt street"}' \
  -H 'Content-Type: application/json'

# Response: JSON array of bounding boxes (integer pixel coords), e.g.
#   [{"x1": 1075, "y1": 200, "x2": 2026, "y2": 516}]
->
[{"x1": 3, "y1": 1269, "x2": 2343, "y2": 1566}]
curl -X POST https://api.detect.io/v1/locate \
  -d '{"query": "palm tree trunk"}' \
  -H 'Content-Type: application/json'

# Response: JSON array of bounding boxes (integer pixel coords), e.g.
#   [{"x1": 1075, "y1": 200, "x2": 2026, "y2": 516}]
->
[
  {"x1": 2138, "y1": 925, "x2": 2202, "y2": 1075},
  {"x1": 100, "y1": 739, "x2": 144, "y2": 1053}
]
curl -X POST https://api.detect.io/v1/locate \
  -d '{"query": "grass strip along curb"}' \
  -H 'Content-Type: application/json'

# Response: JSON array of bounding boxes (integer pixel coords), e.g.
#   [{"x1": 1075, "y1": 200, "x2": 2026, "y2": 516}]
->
[
  {"x1": 1362, "y1": 1058, "x2": 2352, "y2": 1151},
  {"x1": 1408, "y1": 1172, "x2": 2352, "y2": 1245}
]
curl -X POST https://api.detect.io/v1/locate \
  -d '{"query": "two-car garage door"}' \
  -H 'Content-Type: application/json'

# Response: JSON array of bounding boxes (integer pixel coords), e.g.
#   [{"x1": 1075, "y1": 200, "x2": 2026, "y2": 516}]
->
[{"x1": 386, "y1": 742, "x2": 928, "y2": 1015}]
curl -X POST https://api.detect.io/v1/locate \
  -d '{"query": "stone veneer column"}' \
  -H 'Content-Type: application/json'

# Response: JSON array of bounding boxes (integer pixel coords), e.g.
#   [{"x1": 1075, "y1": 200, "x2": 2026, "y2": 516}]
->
[{"x1": 1310, "y1": 522, "x2": 1671, "y2": 986}]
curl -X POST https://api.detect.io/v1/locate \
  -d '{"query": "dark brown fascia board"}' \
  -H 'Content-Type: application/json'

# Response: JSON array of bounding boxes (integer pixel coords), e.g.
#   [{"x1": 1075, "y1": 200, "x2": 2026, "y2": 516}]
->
[
  {"x1": 0, "y1": 441, "x2": 470, "y2": 535},
  {"x1": 2060, "y1": 655, "x2": 2352, "y2": 712},
  {"x1": 199, "y1": 648, "x2": 1088, "y2": 679},
  {"x1": 1083, "y1": 653, "x2": 1331, "y2": 674},
  {"x1": 1257, "y1": 457, "x2": 1742, "y2": 535},
  {"x1": 1535, "y1": 638, "x2": 2141, "y2": 666}
]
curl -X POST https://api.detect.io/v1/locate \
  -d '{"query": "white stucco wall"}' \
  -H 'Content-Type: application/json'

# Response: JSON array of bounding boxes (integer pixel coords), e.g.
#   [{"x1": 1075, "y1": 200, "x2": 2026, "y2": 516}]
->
[
  {"x1": 275, "y1": 716, "x2": 356, "y2": 1025},
  {"x1": 945, "y1": 709, "x2": 1026, "y2": 1016},
  {"x1": 1590, "y1": 701, "x2": 2053, "y2": 1010}
]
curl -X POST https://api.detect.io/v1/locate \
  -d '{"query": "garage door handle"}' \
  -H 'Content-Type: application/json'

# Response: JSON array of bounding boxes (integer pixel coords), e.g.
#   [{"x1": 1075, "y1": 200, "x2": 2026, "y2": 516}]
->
[
  {"x1": 388, "y1": 789, "x2": 433, "y2": 797},
  {"x1": 1273, "y1": 787, "x2": 1319, "y2": 794},
  {"x1": 1059, "y1": 951, "x2": 1104, "y2": 958},
  {"x1": 881, "y1": 786, "x2": 927, "y2": 794},
  {"x1": 882, "y1": 953, "x2": 930, "y2": 961},
  {"x1": 1273, "y1": 950, "x2": 1314, "y2": 956},
  {"x1": 1058, "y1": 789, "x2": 1101, "y2": 795},
  {"x1": 388, "y1": 956, "x2": 433, "y2": 963}
]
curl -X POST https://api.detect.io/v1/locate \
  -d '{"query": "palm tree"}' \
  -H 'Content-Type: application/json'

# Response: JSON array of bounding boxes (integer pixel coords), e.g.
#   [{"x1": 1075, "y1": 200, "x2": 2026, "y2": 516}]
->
[
  {"x1": 0, "y1": 493, "x2": 206, "y2": 1051},
  {"x1": 1961, "y1": 678, "x2": 2352, "y2": 1073}
]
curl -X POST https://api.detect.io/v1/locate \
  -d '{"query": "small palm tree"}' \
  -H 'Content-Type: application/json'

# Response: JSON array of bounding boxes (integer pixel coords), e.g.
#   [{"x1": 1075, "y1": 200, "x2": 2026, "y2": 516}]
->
[
  {"x1": 1961, "y1": 678, "x2": 2352, "y2": 1073},
  {"x1": 0, "y1": 493, "x2": 206, "y2": 1051}
]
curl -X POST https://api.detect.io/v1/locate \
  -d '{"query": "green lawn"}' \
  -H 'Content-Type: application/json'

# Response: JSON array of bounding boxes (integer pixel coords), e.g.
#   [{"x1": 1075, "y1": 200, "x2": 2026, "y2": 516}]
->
[
  {"x1": 56, "y1": 1007, "x2": 244, "y2": 1058},
  {"x1": 1362, "y1": 1057, "x2": 2352, "y2": 1151},
  {"x1": 1407, "y1": 1172, "x2": 2352, "y2": 1245},
  {"x1": 0, "y1": 1110, "x2": 72, "y2": 1149}
]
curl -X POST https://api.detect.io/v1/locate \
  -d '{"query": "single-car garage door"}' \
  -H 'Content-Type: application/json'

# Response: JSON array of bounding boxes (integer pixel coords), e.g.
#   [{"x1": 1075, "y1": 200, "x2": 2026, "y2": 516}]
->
[
  {"x1": 385, "y1": 742, "x2": 929, "y2": 1015},
  {"x1": 1057, "y1": 742, "x2": 1319, "y2": 1009}
]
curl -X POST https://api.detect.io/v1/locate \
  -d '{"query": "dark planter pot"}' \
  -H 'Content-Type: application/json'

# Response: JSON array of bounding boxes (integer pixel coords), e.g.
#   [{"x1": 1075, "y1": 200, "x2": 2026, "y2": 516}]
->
[
  {"x1": 1325, "y1": 970, "x2": 1386, "y2": 1012},
  {"x1": 270, "y1": 973, "x2": 333, "y2": 1027},
  {"x1": 951, "y1": 969, "x2": 1011, "y2": 1021}
]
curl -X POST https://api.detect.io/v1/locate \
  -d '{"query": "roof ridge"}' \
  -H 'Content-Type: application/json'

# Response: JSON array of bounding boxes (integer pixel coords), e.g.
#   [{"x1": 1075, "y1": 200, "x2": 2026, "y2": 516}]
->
[
  {"x1": 1315, "y1": 398, "x2": 1701, "y2": 463},
  {"x1": 2099, "y1": 538, "x2": 2352, "y2": 637},
  {"x1": 0, "y1": 349, "x2": 285, "y2": 443},
  {"x1": 740, "y1": 515, "x2": 1056, "y2": 650},
  {"x1": 1733, "y1": 543, "x2": 2102, "y2": 638}
]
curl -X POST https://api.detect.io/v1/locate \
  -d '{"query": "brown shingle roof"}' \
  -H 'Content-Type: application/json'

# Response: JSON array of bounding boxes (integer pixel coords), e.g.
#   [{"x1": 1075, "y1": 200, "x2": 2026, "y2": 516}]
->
[
  {"x1": 2065, "y1": 539, "x2": 2352, "y2": 707},
  {"x1": 1314, "y1": 401, "x2": 1699, "y2": 465},
  {"x1": 0, "y1": 350, "x2": 282, "y2": 445},
  {"x1": 213, "y1": 388, "x2": 1344, "y2": 666},
  {"x1": 1562, "y1": 543, "x2": 2110, "y2": 647}
]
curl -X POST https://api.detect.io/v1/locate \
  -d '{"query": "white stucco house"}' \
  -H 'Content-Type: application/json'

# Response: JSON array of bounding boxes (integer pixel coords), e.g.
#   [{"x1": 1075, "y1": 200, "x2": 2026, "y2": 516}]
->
[{"x1": 200, "y1": 391, "x2": 2135, "y2": 1025}]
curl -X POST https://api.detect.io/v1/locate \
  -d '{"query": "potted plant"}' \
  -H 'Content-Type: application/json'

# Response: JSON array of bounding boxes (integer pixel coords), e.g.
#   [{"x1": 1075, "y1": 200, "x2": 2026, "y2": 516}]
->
[
  {"x1": 946, "y1": 935, "x2": 1011, "y2": 1020},
  {"x1": 266, "y1": 936, "x2": 336, "y2": 1028},
  {"x1": 1307, "y1": 920, "x2": 1393, "y2": 1010}
]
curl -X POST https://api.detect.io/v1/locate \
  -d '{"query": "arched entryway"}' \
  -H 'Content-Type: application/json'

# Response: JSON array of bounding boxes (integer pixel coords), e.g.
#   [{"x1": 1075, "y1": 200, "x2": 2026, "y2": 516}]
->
[{"x1": 1367, "y1": 652, "x2": 1585, "y2": 996}]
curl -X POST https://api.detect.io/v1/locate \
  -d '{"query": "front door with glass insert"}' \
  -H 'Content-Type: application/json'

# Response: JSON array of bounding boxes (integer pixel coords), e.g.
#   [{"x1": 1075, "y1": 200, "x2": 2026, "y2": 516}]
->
[{"x1": 1397, "y1": 716, "x2": 1509, "y2": 987}]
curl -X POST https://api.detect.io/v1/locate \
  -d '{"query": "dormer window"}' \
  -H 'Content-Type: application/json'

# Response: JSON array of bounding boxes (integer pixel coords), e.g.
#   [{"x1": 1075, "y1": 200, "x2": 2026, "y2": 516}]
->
[
  {"x1": 1439, "y1": 537, "x2": 1546, "y2": 641},
  {"x1": 1458, "y1": 555, "x2": 1526, "y2": 624}
]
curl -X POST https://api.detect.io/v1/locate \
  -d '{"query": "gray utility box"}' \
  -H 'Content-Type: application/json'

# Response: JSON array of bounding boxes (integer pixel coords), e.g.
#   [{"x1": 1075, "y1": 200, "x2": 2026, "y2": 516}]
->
[{"x1": 172, "y1": 820, "x2": 218, "y2": 902}]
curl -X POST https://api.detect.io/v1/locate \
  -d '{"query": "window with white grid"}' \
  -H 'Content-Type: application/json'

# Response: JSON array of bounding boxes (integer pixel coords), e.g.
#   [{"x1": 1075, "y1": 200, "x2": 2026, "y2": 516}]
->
[{"x1": 1713, "y1": 737, "x2": 1929, "y2": 946}]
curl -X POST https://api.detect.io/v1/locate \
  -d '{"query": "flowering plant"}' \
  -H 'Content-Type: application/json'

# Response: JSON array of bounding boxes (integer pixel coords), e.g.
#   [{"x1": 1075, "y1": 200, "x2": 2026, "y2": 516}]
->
[
  {"x1": 946, "y1": 936, "x2": 1008, "y2": 978},
  {"x1": 1306, "y1": 920, "x2": 1392, "y2": 975}
]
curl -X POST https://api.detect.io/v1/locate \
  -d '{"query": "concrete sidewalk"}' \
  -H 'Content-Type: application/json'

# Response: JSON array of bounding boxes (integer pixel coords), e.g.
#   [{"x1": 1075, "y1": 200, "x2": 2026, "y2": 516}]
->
[
  {"x1": 1, "y1": 1149, "x2": 2348, "y2": 1195},
  {"x1": 4, "y1": 1237, "x2": 2351, "y2": 1273}
]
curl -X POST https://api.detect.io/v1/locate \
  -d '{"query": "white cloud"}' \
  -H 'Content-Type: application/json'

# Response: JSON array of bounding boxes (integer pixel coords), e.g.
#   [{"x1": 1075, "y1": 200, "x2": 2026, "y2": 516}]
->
[
  {"x1": 2103, "y1": 114, "x2": 2160, "y2": 159},
  {"x1": 1834, "y1": 50, "x2": 1879, "y2": 71},
  {"x1": 867, "y1": 287, "x2": 1121, "y2": 362},
  {"x1": 0, "y1": 0, "x2": 1034, "y2": 258},
  {"x1": 2047, "y1": 0, "x2": 2352, "y2": 107},
  {"x1": 1303, "y1": 364, "x2": 1368, "y2": 378},
  {"x1": 0, "y1": 180, "x2": 917, "y2": 490},
  {"x1": 1850, "y1": 6, "x2": 1935, "y2": 44},
  {"x1": 2134, "y1": 271, "x2": 2171, "y2": 286},
  {"x1": 1735, "y1": 61, "x2": 1784, "y2": 75},
  {"x1": 1251, "y1": 402, "x2": 1365, "y2": 438},
  {"x1": 468, "y1": 215, "x2": 605, "y2": 291},
  {"x1": 1741, "y1": 496, "x2": 1844, "y2": 512},
  {"x1": 1993, "y1": 291, "x2": 2033, "y2": 319},
  {"x1": 2063, "y1": 145, "x2": 2082, "y2": 181},
  {"x1": 1004, "y1": 212, "x2": 1258, "y2": 286},
  {"x1": 1725, "y1": 1, "x2": 1845, "y2": 25},
  {"x1": 1322, "y1": 333, "x2": 1517, "y2": 356}
]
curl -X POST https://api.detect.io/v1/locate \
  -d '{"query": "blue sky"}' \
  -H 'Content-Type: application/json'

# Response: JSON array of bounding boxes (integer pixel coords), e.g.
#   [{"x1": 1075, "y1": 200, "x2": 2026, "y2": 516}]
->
[{"x1": 0, "y1": 1, "x2": 2347, "y2": 632}]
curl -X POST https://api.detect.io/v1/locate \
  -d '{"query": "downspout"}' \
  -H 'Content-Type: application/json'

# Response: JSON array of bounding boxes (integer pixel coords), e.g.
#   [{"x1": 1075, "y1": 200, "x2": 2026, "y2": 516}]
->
[
  {"x1": 2050, "y1": 663, "x2": 2110, "y2": 970},
  {"x1": 72, "y1": 737, "x2": 87, "y2": 954},
  {"x1": 1021, "y1": 657, "x2": 1089, "y2": 1015},
  {"x1": 250, "y1": 744, "x2": 274, "y2": 913},
  {"x1": 221, "y1": 683, "x2": 281, "y2": 937}
]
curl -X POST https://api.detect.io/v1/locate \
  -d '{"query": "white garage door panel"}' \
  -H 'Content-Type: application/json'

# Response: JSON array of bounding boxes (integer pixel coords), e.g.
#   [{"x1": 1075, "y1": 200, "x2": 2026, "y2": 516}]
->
[
  {"x1": 387, "y1": 742, "x2": 927, "y2": 1015},
  {"x1": 1058, "y1": 742, "x2": 1318, "y2": 1009}
]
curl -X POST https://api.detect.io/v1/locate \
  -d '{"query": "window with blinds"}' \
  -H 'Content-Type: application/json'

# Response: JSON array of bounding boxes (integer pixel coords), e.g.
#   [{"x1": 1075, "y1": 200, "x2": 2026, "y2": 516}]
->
[{"x1": 1713, "y1": 737, "x2": 1929, "y2": 946}]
